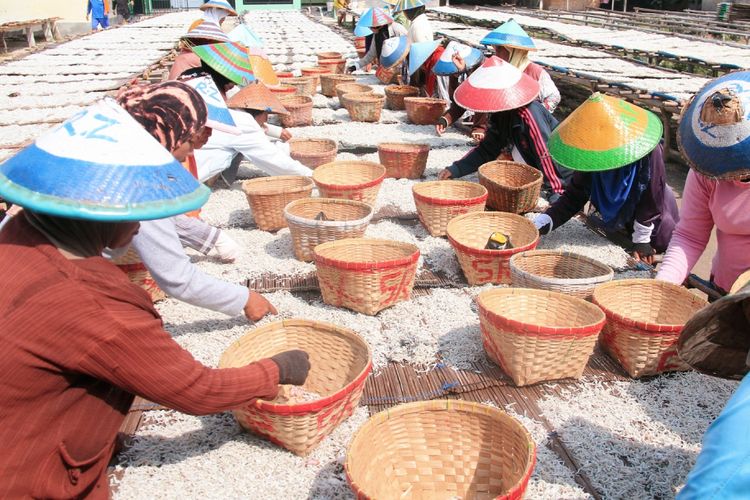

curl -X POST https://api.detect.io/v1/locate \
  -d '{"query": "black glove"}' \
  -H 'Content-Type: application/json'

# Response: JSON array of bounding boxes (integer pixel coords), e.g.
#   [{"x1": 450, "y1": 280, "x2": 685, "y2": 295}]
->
[
  {"x1": 347, "y1": 65, "x2": 357, "y2": 74},
  {"x1": 631, "y1": 242, "x2": 655, "y2": 258},
  {"x1": 270, "y1": 350, "x2": 311, "y2": 385}
]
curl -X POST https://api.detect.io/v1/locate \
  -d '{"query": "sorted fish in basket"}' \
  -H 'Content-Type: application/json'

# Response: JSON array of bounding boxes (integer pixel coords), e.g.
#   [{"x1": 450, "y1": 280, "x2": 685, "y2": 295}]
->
[{"x1": 274, "y1": 385, "x2": 322, "y2": 404}]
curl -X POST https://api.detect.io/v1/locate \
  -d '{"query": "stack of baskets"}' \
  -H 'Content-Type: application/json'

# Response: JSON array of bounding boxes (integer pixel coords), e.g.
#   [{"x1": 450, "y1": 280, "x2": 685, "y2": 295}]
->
[
  {"x1": 477, "y1": 287, "x2": 606, "y2": 385},
  {"x1": 336, "y1": 83, "x2": 373, "y2": 102},
  {"x1": 242, "y1": 176, "x2": 313, "y2": 231},
  {"x1": 384, "y1": 85, "x2": 419, "y2": 110},
  {"x1": 279, "y1": 76, "x2": 316, "y2": 97},
  {"x1": 447, "y1": 212, "x2": 539, "y2": 285},
  {"x1": 284, "y1": 198, "x2": 373, "y2": 261},
  {"x1": 404, "y1": 97, "x2": 448, "y2": 125},
  {"x1": 345, "y1": 400, "x2": 536, "y2": 499},
  {"x1": 342, "y1": 92, "x2": 385, "y2": 122},
  {"x1": 219, "y1": 319, "x2": 372, "y2": 455},
  {"x1": 312, "y1": 161, "x2": 386, "y2": 205},
  {"x1": 268, "y1": 84, "x2": 297, "y2": 96},
  {"x1": 592, "y1": 280, "x2": 708, "y2": 377},
  {"x1": 314, "y1": 238, "x2": 420, "y2": 315},
  {"x1": 479, "y1": 160, "x2": 543, "y2": 213},
  {"x1": 377, "y1": 142, "x2": 429, "y2": 179},
  {"x1": 320, "y1": 74, "x2": 356, "y2": 97},
  {"x1": 288, "y1": 138, "x2": 338, "y2": 169},
  {"x1": 278, "y1": 95, "x2": 313, "y2": 127},
  {"x1": 412, "y1": 181, "x2": 488, "y2": 237}
]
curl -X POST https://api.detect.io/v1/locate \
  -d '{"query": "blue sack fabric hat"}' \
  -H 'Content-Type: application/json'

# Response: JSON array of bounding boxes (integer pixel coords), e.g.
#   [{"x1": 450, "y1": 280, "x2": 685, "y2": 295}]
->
[
  {"x1": 0, "y1": 98, "x2": 209, "y2": 222},
  {"x1": 228, "y1": 24, "x2": 264, "y2": 48},
  {"x1": 677, "y1": 70, "x2": 750, "y2": 181},
  {"x1": 380, "y1": 35, "x2": 410, "y2": 69},
  {"x1": 183, "y1": 75, "x2": 241, "y2": 135},
  {"x1": 433, "y1": 41, "x2": 483, "y2": 76},
  {"x1": 480, "y1": 19, "x2": 536, "y2": 51},
  {"x1": 407, "y1": 39, "x2": 441, "y2": 76},
  {"x1": 392, "y1": 0, "x2": 425, "y2": 14},
  {"x1": 354, "y1": 9, "x2": 374, "y2": 36}
]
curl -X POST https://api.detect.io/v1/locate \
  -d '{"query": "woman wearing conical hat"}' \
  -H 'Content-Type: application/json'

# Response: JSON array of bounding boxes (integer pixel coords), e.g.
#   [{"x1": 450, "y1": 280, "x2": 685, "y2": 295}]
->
[
  {"x1": 481, "y1": 19, "x2": 560, "y2": 113},
  {"x1": 438, "y1": 57, "x2": 572, "y2": 200},
  {"x1": 168, "y1": 20, "x2": 231, "y2": 80},
  {"x1": 657, "y1": 71, "x2": 750, "y2": 295},
  {"x1": 348, "y1": 7, "x2": 407, "y2": 73},
  {"x1": 0, "y1": 86, "x2": 308, "y2": 498},
  {"x1": 533, "y1": 94, "x2": 679, "y2": 263},
  {"x1": 393, "y1": 0, "x2": 432, "y2": 43},
  {"x1": 189, "y1": 0, "x2": 238, "y2": 30}
]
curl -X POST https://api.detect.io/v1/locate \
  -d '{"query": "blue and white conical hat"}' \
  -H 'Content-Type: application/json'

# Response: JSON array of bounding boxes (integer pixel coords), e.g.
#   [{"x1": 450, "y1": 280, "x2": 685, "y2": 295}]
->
[
  {"x1": 407, "y1": 39, "x2": 441, "y2": 76},
  {"x1": 183, "y1": 75, "x2": 240, "y2": 135},
  {"x1": 433, "y1": 41, "x2": 483, "y2": 76},
  {"x1": 380, "y1": 35, "x2": 410, "y2": 69},
  {"x1": 228, "y1": 24, "x2": 264, "y2": 48},
  {"x1": 480, "y1": 19, "x2": 536, "y2": 51},
  {"x1": 678, "y1": 71, "x2": 750, "y2": 180},
  {"x1": 200, "y1": 0, "x2": 238, "y2": 15},
  {"x1": 182, "y1": 20, "x2": 230, "y2": 44},
  {"x1": 0, "y1": 98, "x2": 209, "y2": 221},
  {"x1": 392, "y1": 0, "x2": 424, "y2": 13},
  {"x1": 354, "y1": 9, "x2": 374, "y2": 36}
]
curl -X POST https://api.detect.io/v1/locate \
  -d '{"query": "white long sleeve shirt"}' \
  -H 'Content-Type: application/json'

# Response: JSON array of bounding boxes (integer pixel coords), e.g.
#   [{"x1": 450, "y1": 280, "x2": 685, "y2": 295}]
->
[
  {"x1": 407, "y1": 13, "x2": 433, "y2": 43},
  {"x1": 354, "y1": 22, "x2": 408, "y2": 70},
  {"x1": 193, "y1": 109, "x2": 312, "y2": 182}
]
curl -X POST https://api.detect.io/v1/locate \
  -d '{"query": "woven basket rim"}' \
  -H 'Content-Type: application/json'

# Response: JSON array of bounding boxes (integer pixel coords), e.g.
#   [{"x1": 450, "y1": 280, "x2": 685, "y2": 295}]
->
[
  {"x1": 477, "y1": 287, "x2": 607, "y2": 336},
  {"x1": 312, "y1": 161, "x2": 387, "y2": 191},
  {"x1": 242, "y1": 175, "x2": 314, "y2": 196},
  {"x1": 446, "y1": 211, "x2": 540, "y2": 256},
  {"x1": 344, "y1": 399, "x2": 536, "y2": 500},
  {"x1": 592, "y1": 279, "x2": 708, "y2": 332},
  {"x1": 289, "y1": 138, "x2": 338, "y2": 155},
  {"x1": 279, "y1": 95, "x2": 313, "y2": 105},
  {"x1": 219, "y1": 319, "x2": 373, "y2": 414},
  {"x1": 378, "y1": 142, "x2": 430, "y2": 153},
  {"x1": 313, "y1": 237, "x2": 420, "y2": 270},
  {"x1": 342, "y1": 92, "x2": 386, "y2": 103},
  {"x1": 509, "y1": 250, "x2": 614, "y2": 286},
  {"x1": 479, "y1": 160, "x2": 544, "y2": 192},
  {"x1": 412, "y1": 180, "x2": 488, "y2": 206},
  {"x1": 317, "y1": 51, "x2": 343, "y2": 58},
  {"x1": 384, "y1": 85, "x2": 419, "y2": 95},
  {"x1": 404, "y1": 97, "x2": 449, "y2": 105},
  {"x1": 284, "y1": 197, "x2": 374, "y2": 227},
  {"x1": 301, "y1": 66, "x2": 330, "y2": 73},
  {"x1": 269, "y1": 84, "x2": 297, "y2": 92},
  {"x1": 321, "y1": 74, "x2": 355, "y2": 81},
  {"x1": 337, "y1": 83, "x2": 373, "y2": 92},
  {"x1": 280, "y1": 76, "x2": 314, "y2": 83}
]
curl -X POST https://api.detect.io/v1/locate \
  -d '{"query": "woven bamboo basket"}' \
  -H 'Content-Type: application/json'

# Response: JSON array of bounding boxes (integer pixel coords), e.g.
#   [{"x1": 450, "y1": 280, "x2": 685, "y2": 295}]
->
[
  {"x1": 278, "y1": 95, "x2": 313, "y2": 128},
  {"x1": 404, "y1": 97, "x2": 448, "y2": 125},
  {"x1": 384, "y1": 85, "x2": 419, "y2": 110},
  {"x1": 412, "y1": 181, "x2": 488, "y2": 237},
  {"x1": 289, "y1": 138, "x2": 338, "y2": 169},
  {"x1": 479, "y1": 161, "x2": 543, "y2": 214},
  {"x1": 592, "y1": 279, "x2": 708, "y2": 378},
  {"x1": 279, "y1": 76, "x2": 316, "y2": 96},
  {"x1": 312, "y1": 161, "x2": 386, "y2": 205},
  {"x1": 268, "y1": 84, "x2": 297, "y2": 96},
  {"x1": 336, "y1": 83, "x2": 373, "y2": 102},
  {"x1": 447, "y1": 211, "x2": 540, "y2": 285},
  {"x1": 300, "y1": 66, "x2": 330, "y2": 89},
  {"x1": 317, "y1": 51, "x2": 342, "y2": 61},
  {"x1": 345, "y1": 400, "x2": 536, "y2": 499},
  {"x1": 318, "y1": 58, "x2": 346, "y2": 74},
  {"x1": 113, "y1": 247, "x2": 166, "y2": 303},
  {"x1": 343, "y1": 92, "x2": 385, "y2": 122},
  {"x1": 510, "y1": 250, "x2": 614, "y2": 300},
  {"x1": 314, "y1": 238, "x2": 419, "y2": 315},
  {"x1": 219, "y1": 319, "x2": 372, "y2": 456},
  {"x1": 242, "y1": 176, "x2": 314, "y2": 231},
  {"x1": 284, "y1": 198, "x2": 374, "y2": 261},
  {"x1": 320, "y1": 74, "x2": 356, "y2": 97},
  {"x1": 478, "y1": 288, "x2": 606, "y2": 386},
  {"x1": 354, "y1": 37, "x2": 366, "y2": 50},
  {"x1": 276, "y1": 71, "x2": 294, "y2": 78},
  {"x1": 377, "y1": 142, "x2": 430, "y2": 179}
]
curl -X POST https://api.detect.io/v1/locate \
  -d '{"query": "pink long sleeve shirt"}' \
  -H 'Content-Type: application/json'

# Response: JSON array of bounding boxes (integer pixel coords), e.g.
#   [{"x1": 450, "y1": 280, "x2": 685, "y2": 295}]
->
[{"x1": 657, "y1": 170, "x2": 750, "y2": 292}]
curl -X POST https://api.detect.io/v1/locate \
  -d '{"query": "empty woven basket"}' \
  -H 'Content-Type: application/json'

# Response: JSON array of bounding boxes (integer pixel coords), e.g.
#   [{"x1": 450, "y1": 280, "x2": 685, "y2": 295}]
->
[
  {"x1": 478, "y1": 287, "x2": 606, "y2": 386},
  {"x1": 242, "y1": 176, "x2": 314, "y2": 231},
  {"x1": 314, "y1": 238, "x2": 419, "y2": 315},
  {"x1": 300, "y1": 66, "x2": 330, "y2": 89},
  {"x1": 318, "y1": 58, "x2": 346, "y2": 75},
  {"x1": 320, "y1": 74, "x2": 356, "y2": 97},
  {"x1": 343, "y1": 92, "x2": 385, "y2": 122},
  {"x1": 345, "y1": 400, "x2": 536, "y2": 499},
  {"x1": 289, "y1": 138, "x2": 338, "y2": 169},
  {"x1": 316, "y1": 51, "x2": 343, "y2": 61},
  {"x1": 312, "y1": 161, "x2": 386, "y2": 205},
  {"x1": 279, "y1": 95, "x2": 313, "y2": 127},
  {"x1": 479, "y1": 160, "x2": 543, "y2": 214},
  {"x1": 279, "y1": 76, "x2": 316, "y2": 96},
  {"x1": 336, "y1": 83, "x2": 373, "y2": 102},
  {"x1": 412, "y1": 181, "x2": 488, "y2": 237},
  {"x1": 384, "y1": 85, "x2": 419, "y2": 110},
  {"x1": 447, "y1": 211, "x2": 539, "y2": 285},
  {"x1": 510, "y1": 250, "x2": 614, "y2": 300},
  {"x1": 592, "y1": 279, "x2": 708, "y2": 378},
  {"x1": 404, "y1": 97, "x2": 448, "y2": 125},
  {"x1": 219, "y1": 319, "x2": 372, "y2": 456},
  {"x1": 377, "y1": 142, "x2": 430, "y2": 179},
  {"x1": 284, "y1": 198, "x2": 374, "y2": 261}
]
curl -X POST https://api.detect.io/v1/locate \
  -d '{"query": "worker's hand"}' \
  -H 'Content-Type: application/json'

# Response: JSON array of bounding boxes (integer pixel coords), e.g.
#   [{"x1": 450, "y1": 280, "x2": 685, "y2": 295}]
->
[
  {"x1": 471, "y1": 130, "x2": 485, "y2": 142},
  {"x1": 270, "y1": 350, "x2": 311, "y2": 385},
  {"x1": 438, "y1": 168, "x2": 453, "y2": 180},
  {"x1": 86, "y1": 13, "x2": 90, "y2": 21},
  {"x1": 213, "y1": 231, "x2": 242, "y2": 263},
  {"x1": 279, "y1": 128, "x2": 292, "y2": 142},
  {"x1": 435, "y1": 116, "x2": 449, "y2": 136},
  {"x1": 532, "y1": 213, "x2": 553, "y2": 236},
  {"x1": 244, "y1": 291, "x2": 278, "y2": 321},
  {"x1": 346, "y1": 65, "x2": 357, "y2": 74},
  {"x1": 631, "y1": 242, "x2": 656, "y2": 265},
  {"x1": 451, "y1": 52, "x2": 466, "y2": 72}
]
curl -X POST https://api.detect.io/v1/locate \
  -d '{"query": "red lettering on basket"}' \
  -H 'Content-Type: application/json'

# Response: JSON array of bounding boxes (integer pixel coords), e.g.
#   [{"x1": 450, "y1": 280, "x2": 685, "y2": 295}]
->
[
  {"x1": 379, "y1": 268, "x2": 415, "y2": 305},
  {"x1": 656, "y1": 347, "x2": 683, "y2": 372},
  {"x1": 470, "y1": 258, "x2": 509, "y2": 283}
]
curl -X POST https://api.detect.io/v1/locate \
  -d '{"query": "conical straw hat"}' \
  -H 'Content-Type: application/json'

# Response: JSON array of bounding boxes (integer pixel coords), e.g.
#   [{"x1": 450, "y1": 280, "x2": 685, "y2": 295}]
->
[
  {"x1": 227, "y1": 82, "x2": 289, "y2": 115},
  {"x1": 0, "y1": 98, "x2": 208, "y2": 221},
  {"x1": 407, "y1": 39, "x2": 441, "y2": 76},
  {"x1": 677, "y1": 70, "x2": 750, "y2": 180},
  {"x1": 453, "y1": 56, "x2": 540, "y2": 113},
  {"x1": 182, "y1": 20, "x2": 230, "y2": 44},
  {"x1": 380, "y1": 35, "x2": 410, "y2": 69},
  {"x1": 192, "y1": 42, "x2": 255, "y2": 86},
  {"x1": 393, "y1": 0, "x2": 424, "y2": 13},
  {"x1": 183, "y1": 75, "x2": 240, "y2": 135},
  {"x1": 354, "y1": 12, "x2": 373, "y2": 37},
  {"x1": 359, "y1": 7, "x2": 393, "y2": 28},
  {"x1": 200, "y1": 0, "x2": 238, "y2": 15},
  {"x1": 547, "y1": 93, "x2": 663, "y2": 172},
  {"x1": 433, "y1": 41, "x2": 483, "y2": 76},
  {"x1": 249, "y1": 54, "x2": 279, "y2": 86},
  {"x1": 480, "y1": 19, "x2": 536, "y2": 51}
]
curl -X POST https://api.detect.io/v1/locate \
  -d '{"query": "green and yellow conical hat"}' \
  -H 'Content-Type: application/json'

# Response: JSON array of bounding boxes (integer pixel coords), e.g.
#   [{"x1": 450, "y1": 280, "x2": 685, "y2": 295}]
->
[{"x1": 547, "y1": 93, "x2": 663, "y2": 171}]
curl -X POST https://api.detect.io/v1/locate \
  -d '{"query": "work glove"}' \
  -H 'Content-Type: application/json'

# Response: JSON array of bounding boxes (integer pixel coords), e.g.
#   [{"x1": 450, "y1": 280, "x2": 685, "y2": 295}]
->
[
  {"x1": 532, "y1": 213, "x2": 553, "y2": 235},
  {"x1": 271, "y1": 350, "x2": 311, "y2": 385},
  {"x1": 630, "y1": 242, "x2": 656, "y2": 265},
  {"x1": 213, "y1": 231, "x2": 242, "y2": 263}
]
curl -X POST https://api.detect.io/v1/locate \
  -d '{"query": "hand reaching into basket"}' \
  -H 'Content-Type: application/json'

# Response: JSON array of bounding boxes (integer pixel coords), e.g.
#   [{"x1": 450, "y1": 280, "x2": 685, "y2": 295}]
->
[
  {"x1": 438, "y1": 168, "x2": 453, "y2": 180},
  {"x1": 435, "y1": 116, "x2": 450, "y2": 136},
  {"x1": 631, "y1": 242, "x2": 656, "y2": 266},
  {"x1": 279, "y1": 128, "x2": 292, "y2": 142},
  {"x1": 244, "y1": 291, "x2": 278, "y2": 321},
  {"x1": 271, "y1": 350, "x2": 311, "y2": 385}
]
